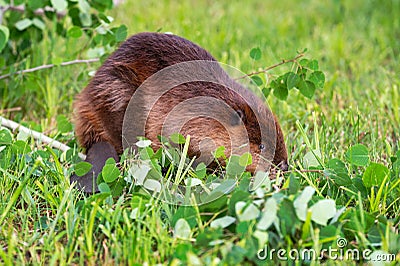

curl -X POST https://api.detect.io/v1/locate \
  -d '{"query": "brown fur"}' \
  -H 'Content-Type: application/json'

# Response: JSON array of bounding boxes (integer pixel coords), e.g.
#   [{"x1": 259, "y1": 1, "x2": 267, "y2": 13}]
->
[{"x1": 74, "y1": 32, "x2": 288, "y2": 174}]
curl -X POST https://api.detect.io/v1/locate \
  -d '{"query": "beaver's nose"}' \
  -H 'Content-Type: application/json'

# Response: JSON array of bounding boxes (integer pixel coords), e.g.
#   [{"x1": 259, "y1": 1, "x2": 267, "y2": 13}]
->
[{"x1": 277, "y1": 160, "x2": 289, "y2": 172}]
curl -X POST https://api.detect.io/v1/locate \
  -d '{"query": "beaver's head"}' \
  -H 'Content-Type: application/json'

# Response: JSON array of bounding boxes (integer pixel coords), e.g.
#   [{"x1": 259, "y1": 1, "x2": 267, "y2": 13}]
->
[{"x1": 145, "y1": 81, "x2": 288, "y2": 175}]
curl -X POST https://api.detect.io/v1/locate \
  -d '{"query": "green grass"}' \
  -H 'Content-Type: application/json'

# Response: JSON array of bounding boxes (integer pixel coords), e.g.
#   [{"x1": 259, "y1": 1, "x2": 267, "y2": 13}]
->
[{"x1": 1, "y1": 0, "x2": 399, "y2": 265}]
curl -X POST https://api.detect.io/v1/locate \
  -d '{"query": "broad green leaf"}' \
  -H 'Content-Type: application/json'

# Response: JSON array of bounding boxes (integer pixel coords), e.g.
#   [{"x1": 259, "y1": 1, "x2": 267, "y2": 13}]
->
[
  {"x1": 287, "y1": 72, "x2": 300, "y2": 90},
  {"x1": 294, "y1": 186, "x2": 315, "y2": 221},
  {"x1": 78, "y1": 0, "x2": 92, "y2": 26},
  {"x1": 0, "y1": 129, "x2": 13, "y2": 145},
  {"x1": 299, "y1": 58, "x2": 309, "y2": 67},
  {"x1": 105, "y1": 157, "x2": 116, "y2": 164},
  {"x1": 251, "y1": 75, "x2": 263, "y2": 86},
  {"x1": 196, "y1": 227, "x2": 223, "y2": 247},
  {"x1": 128, "y1": 163, "x2": 151, "y2": 185},
  {"x1": 174, "y1": 218, "x2": 191, "y2": 239},
  {"x1": 98, "y1": 182, "x2": 110, "y2": 193},
  {"x1": 170, "y1": 133, "x2": 186, "y2": 144},
  {"x1": 172, "y1": 206, "x2": 197, "y2": 227},
  {"x1": 67, "y1": 26, "x2": 83, "y2": 38},
  {"x1": 302, "y1": 149, "x2": 322, "y2": 168},
  {"x1": 298, "y1": 80, "x2": 316, "y2": 99},
  {"x1": 226, "y1": 155, "x2": 245, "y2": 178},
  {"x1": 228, "y1": 190, "x2": 250, "y2": 215},
  {"x1": 257, "y1": 197, "x2": 277, "y2": 230},
  {"x1": 309, "y1": 71, "x2": 325, "y2": 88},
  {"x1": 362, "y1": 163, "x2": 389, "y2": 188},
  {"x1": 278, "y1": 199, "x2": 298, "y2": 236},
  {"x1": 326, "y1": 158, "x2": 352, "y2": 186},
  {"x1": 114, "y1": 25, "x2": 128, "y2": 42},
  {"x1": 184, "y1": 177, "x2": 202, "y2": 187},
  {"x1": 309, "y1": 199, "x2": 336, "y2": 226},
  {"x1": 79, "y1": 12, "x2": 92, "y2": 27},
  {"x1": 235, "y1": 202, "x2": 260, "y2": 221},
  {"x1": 56, "y1": 115, "x2": 73, "y2": 133},
  {"x1": 143, "y1": 179, "x2": 161, "y2": 193},
  {"x1": 51, "y1": 0, "x2": 67, "y2": 11},
  {"x1": 352, "y1": 177, "x2": 368, "y2": 197},
  {"x1": 319, "y1": 225, "x2": 337, "y2": 240},
  {"x1": 135, "y1": 139, "x2": 152, "y2": 148},
  {"x1": 78, "y1": 0, "x2": 90, "y2": 13},
  {"x1": 12, "y1": 140, "x2": 32, "y2": 154},
  {"x1": 15, "y1": 19, "x2": 33, "y2": 31},
  {"x1": 250, "y1": 171, "x2": 271, "y2": 191},
  {"x1": 327, "y1": 158, "x2": 347, "y2": 173},
  {"x1": 249, "y1": 47, "x2": 262, "y2": 60},
  {"x1": 212, "y1": 179, "x2": 236, "y2": 194},
  {"x1": 326, "y1": 169, "x2": 352, "y2": 186},
  {"x1": 130, "y1": 207, "x2": 139, "y2": 219},
  {"x1": 262, "y1": 87, "x2": 271, "y2": 98},
  {"x1": 32, "y1": 18, "x2": 45, "y2": 30},
  {"x1": 289, "y1": 174, "x2": 300, "y2": 194},
  {"x1": 273, "y1": 85, "x2": 288, "y2": 101},
  {"x1": 74, "y1": 161, "x2": 92, "y2": 176},
  {"x1": 16, "y1": 130, "x2": 30, "y2": 141},
  {"x1": 210, "y1": 216, "x2": 236, "y2": 228},
  {"x1": 239, "y1": 152, "x2": 252, "y2": 167},
  {"x1": 0, "y1": 25, "x2": 9, "y2": 52},
  {"x1": 345, "y1": 144, "x2": 369, "y2": 166},
  {"x1": 195, "y1": 162, "x2": 206, "y2": 178},
  {"x1": 102, "y1": 163, "x2": 120, "y2": 183},
  {"x1": 214, "y1": 146, "x2": 226, "y2": 159},
  {"x1": 307, "y1": 59, "x2": 319, "y2": 70}
]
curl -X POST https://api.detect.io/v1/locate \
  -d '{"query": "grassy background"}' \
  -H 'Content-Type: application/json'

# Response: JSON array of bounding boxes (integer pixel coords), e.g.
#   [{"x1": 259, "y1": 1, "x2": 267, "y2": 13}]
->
[{"x1": 0, "y1": 0, "x2": 399, "y2": 264}]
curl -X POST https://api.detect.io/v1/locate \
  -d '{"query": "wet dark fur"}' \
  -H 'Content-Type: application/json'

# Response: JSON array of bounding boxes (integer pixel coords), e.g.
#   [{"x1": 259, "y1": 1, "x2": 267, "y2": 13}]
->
[{"x1": 73, "y1": 32, "x2": 288, "y2": 192}]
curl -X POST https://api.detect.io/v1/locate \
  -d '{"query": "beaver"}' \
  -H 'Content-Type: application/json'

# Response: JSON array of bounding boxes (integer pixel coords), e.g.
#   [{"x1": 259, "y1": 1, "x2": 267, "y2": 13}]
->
[{"x1": 71, "y1": 32, "x2": 288, "y2": 192}]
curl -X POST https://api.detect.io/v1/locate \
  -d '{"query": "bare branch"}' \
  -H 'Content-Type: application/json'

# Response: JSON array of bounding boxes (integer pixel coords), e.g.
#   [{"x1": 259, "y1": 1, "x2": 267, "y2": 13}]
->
[
  {"x1": 0, "y1": 107, "x2": 22, "y2": 113},
  {"x1": 0, "y1": 58, "x2": 100, "y2": 80},
  {"x1": 0, "y1": 116, "x2": 86, "y2": 160},
  {"x1": 235, "y1": 53, "x2": 305, "y2": 80}
]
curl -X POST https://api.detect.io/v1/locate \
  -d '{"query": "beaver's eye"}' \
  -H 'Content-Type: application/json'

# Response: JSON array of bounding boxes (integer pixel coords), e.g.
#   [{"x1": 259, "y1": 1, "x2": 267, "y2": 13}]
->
[
  {"x1": 231, "y1": 109, "x2": 245, "y2": 126},
  {"x1": 259, "y1": 144, "x2": 265, "y2": 151},
  {"x1": 236, "y1": 110, "x2": 245, "y2": 120}
]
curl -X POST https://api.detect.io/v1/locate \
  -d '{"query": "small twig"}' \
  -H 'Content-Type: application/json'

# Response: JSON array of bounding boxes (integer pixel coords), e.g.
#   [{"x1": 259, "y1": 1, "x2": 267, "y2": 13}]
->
[
  {"x1": 0, "y1": 58, "x2": 100, "y2": 80},
  {"x1": 282, "y1": 169, "x2": 324, "y2": 174},
  {"x1": 0, "y1": 116, "x2": 86, "y2": 160},
  {"x1": 235, "y1": 53, "x2": 305, "y2": 80},
  {"x1": 278, "y1": 168, "x2": 324, "y2": 175},
  {"x1": 0, "y1": 107, "x2": 22, "y2": 113},
  {"x1": 297, "y1": 169, "x2": 324, "y2": 173}
]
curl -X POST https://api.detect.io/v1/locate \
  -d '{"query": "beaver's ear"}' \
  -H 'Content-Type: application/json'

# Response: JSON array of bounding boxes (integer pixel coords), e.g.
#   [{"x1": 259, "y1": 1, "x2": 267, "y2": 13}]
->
[
  {"x1": 231, "y1": 109, "x2": 245, "y2": 126},
  {"x1": 70, "y1": 142, "x2": 119, "y2": 193}
]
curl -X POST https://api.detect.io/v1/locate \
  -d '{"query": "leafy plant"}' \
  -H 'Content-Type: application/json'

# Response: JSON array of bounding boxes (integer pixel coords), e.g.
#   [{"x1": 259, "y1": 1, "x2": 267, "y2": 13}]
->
[
  {"x1": 246, "y1": 48, "x2": 326, "y2": 101},
  {"x1": 67, "y1": 132, "x2": 399, "y2": 264},
  {"x1": 0, "y1": 0, "x2": 126, "y2": 63}
]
